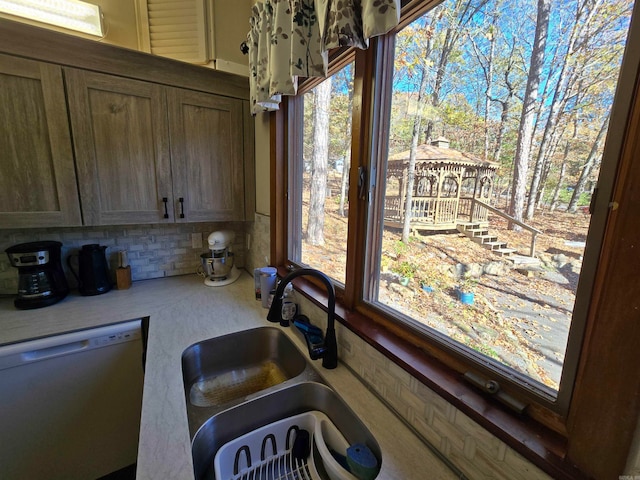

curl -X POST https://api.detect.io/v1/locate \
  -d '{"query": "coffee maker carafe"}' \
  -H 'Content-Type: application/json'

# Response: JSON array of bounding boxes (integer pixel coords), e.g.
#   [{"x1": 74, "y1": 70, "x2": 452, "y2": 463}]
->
[
  {"x1": 5, "y1": 241, "x2": 70, "y2": 309},
  {"x1": 68, "y1": 244, "x2": 112, "y2": 296}
]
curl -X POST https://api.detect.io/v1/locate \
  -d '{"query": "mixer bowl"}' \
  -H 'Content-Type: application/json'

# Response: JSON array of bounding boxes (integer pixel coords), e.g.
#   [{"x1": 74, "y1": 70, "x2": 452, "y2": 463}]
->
[{"x1": 200, "y1": 251, "x2": 234, "y2": 280}]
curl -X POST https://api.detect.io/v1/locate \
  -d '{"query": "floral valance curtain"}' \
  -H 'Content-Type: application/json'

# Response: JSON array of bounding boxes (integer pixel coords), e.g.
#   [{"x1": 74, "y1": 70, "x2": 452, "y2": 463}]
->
[{"x1": 247, "y1": 0, "x2": 400, "y2": 114}]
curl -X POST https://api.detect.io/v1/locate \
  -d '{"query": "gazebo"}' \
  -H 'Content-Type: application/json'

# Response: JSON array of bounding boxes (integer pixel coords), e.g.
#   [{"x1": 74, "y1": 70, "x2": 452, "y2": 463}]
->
[{"x1": 384, "y1": 138, "x2": 499, "y2": 231}]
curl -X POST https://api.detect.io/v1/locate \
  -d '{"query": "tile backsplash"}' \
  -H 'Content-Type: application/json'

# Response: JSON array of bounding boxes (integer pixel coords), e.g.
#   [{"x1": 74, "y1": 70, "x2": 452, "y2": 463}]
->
[
  {"x1": 0, "y1": 222, "x2": 247, "y2": 294},
  {"x1": 246, "y1": 212, "x2": 271, "y2": 273}
]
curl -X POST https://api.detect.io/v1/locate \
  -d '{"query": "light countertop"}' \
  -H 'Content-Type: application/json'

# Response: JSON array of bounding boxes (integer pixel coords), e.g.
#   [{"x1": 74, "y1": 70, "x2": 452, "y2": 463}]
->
[{"x1": 0, "y1": 272, "x2": 456, "y2": 479}]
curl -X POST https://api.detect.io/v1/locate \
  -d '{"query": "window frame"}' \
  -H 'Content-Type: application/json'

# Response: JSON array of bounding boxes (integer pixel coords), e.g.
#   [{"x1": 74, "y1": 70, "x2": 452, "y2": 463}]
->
[
  {"x1": 270, "y1": 1, "x2": 640, "y2": 478},
  {"x1": 286, "y1": 52, "x2": 357, "y2": 288}
]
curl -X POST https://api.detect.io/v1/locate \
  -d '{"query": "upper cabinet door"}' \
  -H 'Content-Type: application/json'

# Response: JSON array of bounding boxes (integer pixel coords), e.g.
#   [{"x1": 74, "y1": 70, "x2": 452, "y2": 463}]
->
[
  {"x1": 168, "y1": 88, "x2": 245, "y2": 222},
  {"x1": 65, "y1": 69, "x2": 173, "y2": 225},
  {"x1": 0, "y1": 55, "x2": 81, "y2": 228}
]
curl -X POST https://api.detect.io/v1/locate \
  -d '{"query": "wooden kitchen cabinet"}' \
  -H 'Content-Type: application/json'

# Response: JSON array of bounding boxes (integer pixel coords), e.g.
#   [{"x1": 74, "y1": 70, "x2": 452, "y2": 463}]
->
[
  {"x1": 65, "y1": 69, "x2": 246, "y2": 225},
  {"x1": 65, "y1": 68, "x2": 175, "y2": 225},
  {"x1": 167, "y1": 87, "x2": 245, "y2": 222},
  {"x1": 0, "y1": 54, "x2": 82, "y2": 228}
]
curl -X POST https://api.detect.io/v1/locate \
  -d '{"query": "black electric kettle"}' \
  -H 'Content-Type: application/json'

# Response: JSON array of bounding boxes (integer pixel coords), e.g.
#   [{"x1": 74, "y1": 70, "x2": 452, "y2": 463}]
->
[{"x1": 67, "y1": 244, "x2": 112, "y2": 296}]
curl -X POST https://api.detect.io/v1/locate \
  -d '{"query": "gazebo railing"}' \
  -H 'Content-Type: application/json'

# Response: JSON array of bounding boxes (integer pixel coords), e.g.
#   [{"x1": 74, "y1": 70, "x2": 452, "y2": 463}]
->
[
  {"x1": 385, "y1": 196, "x2": 461, "y2": 226},
  {"x1": 471, "y1": 199, "x2": 490, "y2": 223},
  {"x1": 459, "y1": 197, "x2": 490, "y2": 223},
  {"x1": 435, "y1": 198, "x2": 458, "y2": 224},
  {"x1": 386, "y1": 196, "x2": 516, "y2": 231},
  {"x1": 410, "y1": 197, "x2": 436, "y2": 222},
  {"x1": 384, "y1": 196, "x2": 403, "y2": 222}
]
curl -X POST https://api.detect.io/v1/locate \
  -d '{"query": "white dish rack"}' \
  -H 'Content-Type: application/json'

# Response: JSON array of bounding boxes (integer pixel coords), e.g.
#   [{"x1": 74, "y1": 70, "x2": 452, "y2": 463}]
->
[{"x1": 213, "y1": 411, "x2": 355, "y2": 480}]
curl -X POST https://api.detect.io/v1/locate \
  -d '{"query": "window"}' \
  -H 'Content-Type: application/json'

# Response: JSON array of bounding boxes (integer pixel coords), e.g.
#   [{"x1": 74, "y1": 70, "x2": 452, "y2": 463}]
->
[
  {"x1": 365, "y1": 0, "x2": 635, "y2": 411},
  {"x1": 274, "y1": 0, "x2": 640, "y2": 476},
  {"x1": 288, "y1": 61, "x2": 355, "y2": 286},
  {"x1": 286, "y1": 0, "x2": 634, "y2": 410}
]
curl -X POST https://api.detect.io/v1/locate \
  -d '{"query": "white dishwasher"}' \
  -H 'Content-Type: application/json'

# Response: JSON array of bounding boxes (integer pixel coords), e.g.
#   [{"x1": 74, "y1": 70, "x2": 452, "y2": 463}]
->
[{"x1": 0, "y1": 319, "x2": 144, "y2": 480}]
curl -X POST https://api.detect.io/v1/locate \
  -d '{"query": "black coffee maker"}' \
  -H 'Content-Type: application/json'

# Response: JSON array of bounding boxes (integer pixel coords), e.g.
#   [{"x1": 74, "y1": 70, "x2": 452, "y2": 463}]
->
[{"x1": 5, "y1": 241, "x2": 70, "y2": 309}]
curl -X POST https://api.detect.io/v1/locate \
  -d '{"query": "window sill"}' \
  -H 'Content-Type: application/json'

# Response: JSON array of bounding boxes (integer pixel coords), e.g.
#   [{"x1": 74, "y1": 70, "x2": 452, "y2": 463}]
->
[{"x1": 279, "y1": 268, "x2": 588, "y2": 480}]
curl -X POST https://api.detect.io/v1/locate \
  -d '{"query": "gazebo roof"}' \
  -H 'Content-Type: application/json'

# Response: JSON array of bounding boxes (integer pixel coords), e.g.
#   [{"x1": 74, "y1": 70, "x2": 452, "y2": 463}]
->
[{"x1": 388, "y1": 143, "x2": 498, "y2": 170}]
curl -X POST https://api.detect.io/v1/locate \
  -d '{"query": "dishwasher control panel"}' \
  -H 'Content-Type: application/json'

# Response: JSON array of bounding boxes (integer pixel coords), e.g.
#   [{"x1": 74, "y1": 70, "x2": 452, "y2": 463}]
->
[
  {"x1": 0, "y1": 319, "x2": 142, "y2": 371},
  {"x1": 90, "y1": 327, "x2": 141, "y2": 348}
]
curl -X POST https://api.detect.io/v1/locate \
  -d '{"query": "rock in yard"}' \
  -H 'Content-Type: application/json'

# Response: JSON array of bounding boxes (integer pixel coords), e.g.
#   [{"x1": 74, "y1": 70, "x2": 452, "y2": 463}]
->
[
  {"x1": 389, "y1": 282, "x2": 416, "y2": 297},
  {"x1": 551, "y1": 253, "x2": 569, "y2": 268},
  {"x1": 516, "y1": 267, "x2": 543, "y2": 278},
  {"x1": 464, "y1": 263, "x2": 484, "y2": 278},
  {"x1": 483, "y1": 261, "x2": 509, "y2": 276},
  {"x1": 453, "y1": 263, "x2": 466, "y2": 278}
]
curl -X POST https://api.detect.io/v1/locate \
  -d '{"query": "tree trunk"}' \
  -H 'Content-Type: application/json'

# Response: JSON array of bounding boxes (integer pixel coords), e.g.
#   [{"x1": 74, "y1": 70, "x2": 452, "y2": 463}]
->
[
  {"x1": 568, "y1": 113, "x2": 609, "y2": 213},
  {"x1": 535, "y1": 124, "x2": 565, "y2": 208},
  {"x1": 469, "y1": 11, "x2": 497, "y2": 161},
  {"x1": 491, "y1": 42, "x2": 517, "y2": 164},
  {"x1": 526, "y1": 0, "x2": 602, "y2": 220},
  {"x1": 338, "y1": 74, "x2": 354, "y2": 217},
  {"x1": 424, "y1": 25, "x2": 454, "y2": 143},
  {"x1": 402, "y1": 68, "x2": 429, "y2": 243},
  {"x1": 338, "y1": 148, "x2": 350, "y2": 217},
  {"x1": 492, "y1": 96, "x2": 511, "y2": 164},
  {"x1": 551, "y1": 115, "x2": 578, "y2": 212},
  {"x1": 425, "y1": 0, "x2": 489, "y2": 144},
  {"x1": 483, "y1": 19, "x2": 497, "y2": 161},
  {"x1": 550, "y1": 149, "x2": 568, "y2": 212},
  {"x1": 509, "y1": 0, "x2": 551, "y2": 229},
  {"x1": 306, "y1": 79, "x2": 332, "y2": 245}
]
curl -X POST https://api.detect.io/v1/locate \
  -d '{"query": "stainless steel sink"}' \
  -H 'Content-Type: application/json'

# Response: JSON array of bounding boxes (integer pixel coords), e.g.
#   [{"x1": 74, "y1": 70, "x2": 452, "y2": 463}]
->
[
  {"x1": 182, "y1": 327, "x2": 322, "y2": 436},
  {"x1": 191, "y1": 381, "x2": 381, "y2": 480},
  {"x1": 182, "y1": 327, "x2": 380, "y2": 479}
]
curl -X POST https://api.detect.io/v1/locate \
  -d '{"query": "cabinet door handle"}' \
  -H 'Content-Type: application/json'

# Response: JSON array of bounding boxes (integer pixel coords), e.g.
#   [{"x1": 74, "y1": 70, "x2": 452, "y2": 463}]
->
[
  {"x1": 179, "y1": 197, "x2": 185, "y2": 218},
  {"x1": 162, "y1": 197, "x2": 169, "y2": 219}
]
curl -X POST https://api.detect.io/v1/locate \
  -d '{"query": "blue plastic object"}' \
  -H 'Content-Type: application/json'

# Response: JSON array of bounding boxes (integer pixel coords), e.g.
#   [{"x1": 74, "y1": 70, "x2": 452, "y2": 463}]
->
[
  {"x1": 292, "y1": 316, "x2": 326, "y2": 360},
  {"x1": 459, "y1": 291, "x2": 475, "y2": 305},
  {"x1": 346, "y1": 443, "x2": 379, "y2": 480}
]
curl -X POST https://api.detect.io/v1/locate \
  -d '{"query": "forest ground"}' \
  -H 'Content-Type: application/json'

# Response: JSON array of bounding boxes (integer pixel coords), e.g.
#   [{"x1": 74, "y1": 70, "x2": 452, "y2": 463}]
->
[
  {"x1": 378, "y1": 210, "x2": 588, "y2": 390},
  {"x1": 302, "y1": 185, "x2": 590, "y2": 391}
]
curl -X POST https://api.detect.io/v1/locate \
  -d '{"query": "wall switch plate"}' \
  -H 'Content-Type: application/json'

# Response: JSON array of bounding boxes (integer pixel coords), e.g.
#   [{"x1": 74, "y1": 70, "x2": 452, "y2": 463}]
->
[{"x1": 191, "y1": 233, "x2": 203, "y2": 249}]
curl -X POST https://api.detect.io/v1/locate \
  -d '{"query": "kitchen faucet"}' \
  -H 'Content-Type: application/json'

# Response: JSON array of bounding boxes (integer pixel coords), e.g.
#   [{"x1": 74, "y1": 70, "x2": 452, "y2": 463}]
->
[{"x1": 267, "y1": 268, "x2": 338, "y2": 369}]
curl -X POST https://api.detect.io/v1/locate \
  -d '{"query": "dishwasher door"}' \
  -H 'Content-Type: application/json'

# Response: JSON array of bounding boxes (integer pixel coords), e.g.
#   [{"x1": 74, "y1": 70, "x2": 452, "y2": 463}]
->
[{"x1": 0, "y1": 320, "x2": 144, "y2": 480}]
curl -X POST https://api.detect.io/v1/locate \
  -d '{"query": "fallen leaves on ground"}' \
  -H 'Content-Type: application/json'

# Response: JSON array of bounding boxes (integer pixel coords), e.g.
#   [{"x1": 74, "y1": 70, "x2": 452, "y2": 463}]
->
[{"x1": 301, "y1": 186, "x2": 590, "y2": 390}]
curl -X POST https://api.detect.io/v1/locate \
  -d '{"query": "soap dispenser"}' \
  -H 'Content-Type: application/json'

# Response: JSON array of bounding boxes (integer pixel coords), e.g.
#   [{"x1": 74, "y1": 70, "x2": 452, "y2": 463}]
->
[{"x1": 280, "y1": 283, "x2": 297, "y2": 326}]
